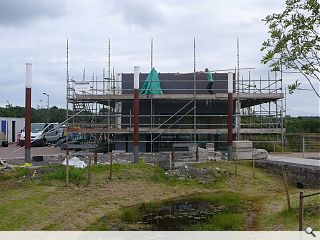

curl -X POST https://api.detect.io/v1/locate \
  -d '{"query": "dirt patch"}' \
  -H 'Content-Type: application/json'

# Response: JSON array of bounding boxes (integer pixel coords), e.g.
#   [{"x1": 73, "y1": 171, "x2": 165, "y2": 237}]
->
[
  {"x1": 0, "y1": 161, "x2": 318, "y2": 230},
  {"x1": 23, "y1": 179, "x2": 209, "y2": 230}
]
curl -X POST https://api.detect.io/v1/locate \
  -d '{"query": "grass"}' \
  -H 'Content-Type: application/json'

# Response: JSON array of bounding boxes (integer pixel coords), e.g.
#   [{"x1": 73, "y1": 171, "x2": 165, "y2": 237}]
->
[
  {"x1": 121, "y1": 208, "x2": 141, "y2": 223},
  {"x1": 188, "y1": 192, "x2": 243, "y2": 210},
  {"x1": 264, "y1": 196, "x2": 320, "y2": 230},
  {"x1": 0, "y1": 160, "x2": 318, "y2": 230},
  {"x1": 85, "y1": 215, "x2": 111, "y2": 231},
  {"x1": 121, "y1": 201, "x2": 161, "y2": 223},
  {"x1": 0, "y1": 167, "x2": 32, "y2": 181},
  {"x1": 41, "y1": 164, "x2": 87, "y2": 185},
  {"x1": 93, "y1": 192, "x2": 245, "y2": 230},
  {"x1": 0, "y1": 186, "x2": 52, "y2": 230},
  {"x1": 186, "y1": 212, "x2": 244, "y2": 230},
  {"x1": 91, "y1": 161, "x2": 223, "y2": 189}
]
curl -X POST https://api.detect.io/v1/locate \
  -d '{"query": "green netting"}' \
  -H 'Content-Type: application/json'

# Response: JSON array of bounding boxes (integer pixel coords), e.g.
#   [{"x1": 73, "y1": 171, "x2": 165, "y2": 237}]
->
[{"x1": 140, "y1": 67, "x2": 163, "y2": 95}]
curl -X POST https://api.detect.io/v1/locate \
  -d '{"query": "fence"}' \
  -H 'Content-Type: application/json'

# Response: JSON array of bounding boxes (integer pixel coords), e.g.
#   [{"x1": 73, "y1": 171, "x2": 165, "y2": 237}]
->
[{"x1": 286, "y1": 133, "x2": 320, "y2": 153}]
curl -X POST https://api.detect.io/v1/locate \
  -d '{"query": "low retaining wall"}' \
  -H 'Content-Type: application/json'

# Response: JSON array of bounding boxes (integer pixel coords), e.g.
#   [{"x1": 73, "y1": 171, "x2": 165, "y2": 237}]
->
[{"x1": 256, "y1": 160, "x2": 320, "y2": 188}]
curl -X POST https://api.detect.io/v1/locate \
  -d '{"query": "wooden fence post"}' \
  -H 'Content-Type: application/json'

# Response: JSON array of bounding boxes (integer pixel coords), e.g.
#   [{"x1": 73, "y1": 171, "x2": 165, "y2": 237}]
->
[
  {"x1": 299, "y1": 191, "x2": 304, "y2": 231},
  {"x1": 94, "y1": 150, "x2": 97, "y2": 165},
  {"x1": 87, "y1": 152, "x2": 92, "y2": 185},
  {"x1": 283, "y1": 171, "x2": 291, "y2": 210},
  {"x1": 109, "y1": 152, "x2": 113, "y2": 180},
  {"x1": 252, "y1": 155, "x2": 255, "y2": 179},
  {"x1": 66, "y1": 148, "x2": 69, "y2": 186},
  {"x1": 196, "y1": 145, "x2": 199, "y2": 162}
]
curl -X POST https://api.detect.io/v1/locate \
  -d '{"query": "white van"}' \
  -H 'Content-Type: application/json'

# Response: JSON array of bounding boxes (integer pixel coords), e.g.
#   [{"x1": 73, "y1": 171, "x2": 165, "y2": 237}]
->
[{"x1": 20, "y1": 123, "x2": 60, "y2": 146}]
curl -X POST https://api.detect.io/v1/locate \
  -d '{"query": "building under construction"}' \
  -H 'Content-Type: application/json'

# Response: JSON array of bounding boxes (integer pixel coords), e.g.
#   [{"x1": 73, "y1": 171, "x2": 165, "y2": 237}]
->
[{"x1": 66, "y1": 63, "x2": 285, "y2": 153}]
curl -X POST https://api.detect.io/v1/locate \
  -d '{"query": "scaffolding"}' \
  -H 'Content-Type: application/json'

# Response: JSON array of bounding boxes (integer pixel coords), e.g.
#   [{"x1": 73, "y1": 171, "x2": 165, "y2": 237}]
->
[
  {"x1": 65, "y1": 38, "x2": 285, "y2": 152},
  {"x1": 66, "y1": 68, "x2": 285, "y2": 152}
]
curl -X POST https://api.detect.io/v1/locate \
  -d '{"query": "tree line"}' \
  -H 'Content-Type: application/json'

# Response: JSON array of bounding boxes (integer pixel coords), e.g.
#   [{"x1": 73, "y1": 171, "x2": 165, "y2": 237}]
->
[
  {"x1": 285, "y1": 116, "x2": 320, "y2": 133},
  {"x1": 0, "y1": 106, "x2": 319, "y2": 133},
  {"x1": 0, "y1": 106, "x2": 67, "y2": 123}
]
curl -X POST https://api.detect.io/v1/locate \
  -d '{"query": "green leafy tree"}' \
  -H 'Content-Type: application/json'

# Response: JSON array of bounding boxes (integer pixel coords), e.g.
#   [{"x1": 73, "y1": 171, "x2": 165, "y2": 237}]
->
[
  {"x1": 0, "y1": 106, "x2": 67, "y2": 123},
  {"x1": 261, "y1": 0, "x2": 320, "y2": 97}
]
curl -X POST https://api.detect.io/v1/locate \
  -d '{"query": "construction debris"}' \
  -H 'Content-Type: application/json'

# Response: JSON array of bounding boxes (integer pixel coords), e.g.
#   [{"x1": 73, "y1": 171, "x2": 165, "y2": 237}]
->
[
  {"x1": 0, "y1": 159, "x2": 15, "y2": 171},
  {"x1": 233, "y1": 141, "x2": 253, "y2": 160},
  {"x1": 166, "y1": 164, "x2": 230, "y2": 183},
  {"x1": 62, "y1": 157, "x2": 87, "y2": 168},
  {"x1": 253, "y1": 148, "x2": 269, "y2": 160},
  {"x1": 206, "y1": 143, "x2": 215, "y2": 160},
  {"x1": 20, "y1": 163, "x2": 33, "y2": 168}
]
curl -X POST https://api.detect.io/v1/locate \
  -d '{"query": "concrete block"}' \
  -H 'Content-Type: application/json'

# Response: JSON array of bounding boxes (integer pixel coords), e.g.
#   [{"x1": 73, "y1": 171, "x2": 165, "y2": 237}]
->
[
  {"x1": 235, "y1": 152, "x2": 253, "y2": 160},
  {"x1": 233, "y1": 140, "x2": 253, "y2": 149}
]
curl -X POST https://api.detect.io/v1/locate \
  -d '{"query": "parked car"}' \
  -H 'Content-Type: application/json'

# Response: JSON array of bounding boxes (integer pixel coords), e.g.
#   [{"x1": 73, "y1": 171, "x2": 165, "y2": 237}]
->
[{"x1": 20, "y1": 123, "x2": 60, "y2": 147}]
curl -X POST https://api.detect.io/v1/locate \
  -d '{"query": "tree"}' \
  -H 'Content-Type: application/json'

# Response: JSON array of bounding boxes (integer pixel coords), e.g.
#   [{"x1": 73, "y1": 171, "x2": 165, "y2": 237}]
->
[
  {"x1": 261, "y1": 0, "x2": 320, "y2": 97},
  {"x1": 0, "y1": 106, "x2": 67, "y2": 123}
]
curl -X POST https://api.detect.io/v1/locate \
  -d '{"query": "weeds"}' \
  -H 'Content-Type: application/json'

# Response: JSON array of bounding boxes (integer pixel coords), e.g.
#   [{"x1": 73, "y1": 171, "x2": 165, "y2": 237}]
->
[
  {"x1": 42, "y1": 165, "x2": 86, "y2": 185},
  {"x1": 121, "y1": 201, "x2": 161, "y2": 223},
  {"x1": 121, "y1": 208, "x2": 141, "y2": 223},
  {"x1": 188, "y1": 192, "x2": 244, "y2": 210},
  {"x1": 186, "y1": 212, "x2": 244, "y2": 230},
  {"x1": 0, "y1": 168, "x2": 32, "y2": 181}
]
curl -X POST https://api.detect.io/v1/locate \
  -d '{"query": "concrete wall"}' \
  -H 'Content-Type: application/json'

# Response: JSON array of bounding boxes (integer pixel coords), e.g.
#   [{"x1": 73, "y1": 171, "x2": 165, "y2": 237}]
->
[{"x1": 256, "y1": 160, "x2": 320, "y2": 188}]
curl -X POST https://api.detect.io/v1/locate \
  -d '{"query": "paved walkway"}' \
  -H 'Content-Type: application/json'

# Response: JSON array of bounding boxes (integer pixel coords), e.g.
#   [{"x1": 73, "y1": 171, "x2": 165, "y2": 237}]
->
[
  {"x1": 0, "y1": 144, "x2": 65, "y2": 159},
  {"x1": 269, "y1": 155, "x2": 320, "y2": 167}
]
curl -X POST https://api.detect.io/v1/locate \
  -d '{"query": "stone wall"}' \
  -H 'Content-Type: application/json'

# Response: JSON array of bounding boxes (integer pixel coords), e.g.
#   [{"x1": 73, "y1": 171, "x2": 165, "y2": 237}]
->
[{"x1": 256, "y1": 160, "x2": 320, "y2": 188}]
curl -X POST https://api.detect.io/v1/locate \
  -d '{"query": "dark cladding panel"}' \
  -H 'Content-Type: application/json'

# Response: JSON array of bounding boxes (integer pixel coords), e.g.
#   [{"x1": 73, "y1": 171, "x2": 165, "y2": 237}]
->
[
  {"x1": 120, "y1": 72, "x2": 232, "y2": 129},
  {"x1": 122, "y1": 72, "x2": 229, "y2": 94}
]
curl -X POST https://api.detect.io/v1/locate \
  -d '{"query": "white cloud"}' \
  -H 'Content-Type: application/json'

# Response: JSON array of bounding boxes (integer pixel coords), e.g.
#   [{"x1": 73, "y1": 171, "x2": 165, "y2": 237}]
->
[
  {"x1": 0, "y1": 0, "x2": 65, "y2": 26},
  {"x1": 0, "y1": 0, "x2": 318, "y2": 116}
]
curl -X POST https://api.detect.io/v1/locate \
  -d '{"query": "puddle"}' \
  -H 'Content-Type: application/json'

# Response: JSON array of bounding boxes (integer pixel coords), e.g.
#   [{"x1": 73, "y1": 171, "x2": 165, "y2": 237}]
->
[{"x1": 139, "y1": 200, "x2": 221, "y2": 230}]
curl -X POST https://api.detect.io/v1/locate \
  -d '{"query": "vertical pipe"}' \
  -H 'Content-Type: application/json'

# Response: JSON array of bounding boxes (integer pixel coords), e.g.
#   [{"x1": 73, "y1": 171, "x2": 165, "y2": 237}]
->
[
  {"x1": 108, "y1": 38, "x2": 111, "y2": 82},
  {"x1": 107, "y1": 74, "x2": 111, "y2": 154},
  {"x1": 248, "y1": 70, "x2": 251, "y2": 93},
  {"x1": 284, "y1": 86, "x2": 287, "y2": 151},
  {"x1": 275, "y1": 71, "x2": 278, "y2": 137},
  {"x1": 95, "y1": 75, "x2": 98, "y2": 144},
  {"x1": 259, "y1": 76, "x2": 262, "y2": 131},
  {"x1": 66, "y1": 39, "x2": 69, "y2": 122},
  {"x1": 236, "y1": 38, "x2": 241, "y2": 141},
  {"x1": 103, "y1": 68, "x2": 105, "y2": 95},
  {"x1": 302, "y1": 136, "x2": 305, "y2": 158},
  {"x1": 248, "y1": 71, "x2": 251, "y2": 131},
  {"x1": 241, "y1": 75, "x2": 244, "y2": 93},
  {"x1": 299, "y1": 191, "x2": 304, "y2": 231},
  {"x1": 193, "y1": 38, "x2": 197, "y2": 143},
  {"x1": 151, "y1": 38, "x2": 153, "y2": 70},
  {"x1": 281, "y1": 62, "x2": 284, "y2": 152},
  {"x1": 151, "y1": 96, "x2": 153, "y2": 153},
  {"x1": 65, "y1": 39, "x2": 69, "y2": 186},
  {"x1": 133, "y1": 66, "x2": 140, "y2": 163},
  {"x1": 227, "y1": 72, "x2": 234, "y2": 161},
  {"x1": 25, "y1": 63, "x2": 32, "y2": 163},
  {"x1": 268, "y1": 71, "x2": 271, "y2": 129},
  {"x1": 150, "y1": 38, "x2": 153, "y2": 153}
]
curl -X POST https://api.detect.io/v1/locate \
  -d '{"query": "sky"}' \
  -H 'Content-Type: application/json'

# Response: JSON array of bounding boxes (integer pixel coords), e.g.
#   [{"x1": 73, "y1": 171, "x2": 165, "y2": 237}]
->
[{"x1": 0, "y1": 0, "x2": 319, "y2": 116}]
